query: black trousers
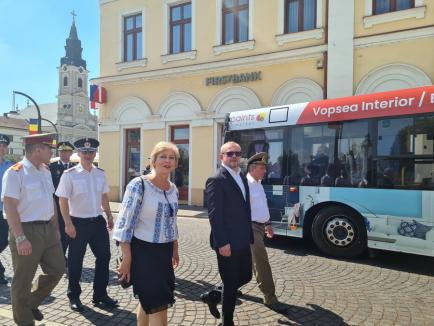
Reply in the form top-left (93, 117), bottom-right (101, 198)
top-left (67, 216), bottom-right (111, 301)
top-left (54, 197), bottom-right (68, 257)
top-left (0, 211), bottom-right (8, 275)
top-left (216, 248), bottom-right (252, 326)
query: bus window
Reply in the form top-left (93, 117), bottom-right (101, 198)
top-left (375, 115), bottom-right (434, 190)
top-left (290, 125), bottom-right (336, 186)
top-left (338, 120), bottom-right (372, 187)
top-left (225, 128), bottom-right (286, 184)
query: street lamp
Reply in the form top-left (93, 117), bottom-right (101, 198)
top-left (12, 91), bottom-right (42, 133)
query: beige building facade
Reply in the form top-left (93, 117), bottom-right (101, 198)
top-left (95, 0), bottom-right (434, 205)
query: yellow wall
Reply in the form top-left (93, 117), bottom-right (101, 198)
top-left (354, 37), bottom-right (434, 87)
top-left (100, 0), bottom-right (326, 77)
top-left (101, 58), bottom-right (324, 117)
top-left (190, 126), bottom-right (214, 205)
top-left (99, 132), bottom-right (120, 200)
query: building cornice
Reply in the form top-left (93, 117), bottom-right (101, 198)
top-left (355, 26), bottom-right (434, 48)
top-left (92, 45), bottom-right (327, 85)
top-left (100, 0), bottom-right (118, 5)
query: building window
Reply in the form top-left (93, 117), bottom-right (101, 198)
top-left (285, 0), bottom-right (316, 34)
top-left (124, 128), bottom-right (141, 185)
top-left (78, 78), bottom-right (82, 88)
top-left (63, 76), bottom-right (68, 86)
top-left (222, 0), bottom-right (249, 45)
top-left (373, 0), bottom-right (414, 15)
top-left (170, 2), bottom-right (192, 54)
top-left (123, 13), bottom-right (142, 62)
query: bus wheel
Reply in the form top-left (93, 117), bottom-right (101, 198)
top-left (312, 206), bottom-right (367, 258)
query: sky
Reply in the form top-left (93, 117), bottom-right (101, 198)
top-left (0, 0), bottom-right (100, 114)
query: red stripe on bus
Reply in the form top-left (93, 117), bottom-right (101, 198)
top-left (296, 86), bottom-right (434, 125)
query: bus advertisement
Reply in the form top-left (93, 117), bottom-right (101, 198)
top-left (224, 86), bottom-right (434, 258)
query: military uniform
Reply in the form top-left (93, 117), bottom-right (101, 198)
top-left (55, 138), bottom-right (117, 311)
top-left (0, 134), bottom-right (13, 284)
top-left (49, 141), bottom-right (75, 256)
top-left (1, 133), bottom-right (64, 325)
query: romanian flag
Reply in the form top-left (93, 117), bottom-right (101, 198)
top-left (90, 85), bottom-right (107, 104)
top-left (28, 119), bottom-right (38, 135)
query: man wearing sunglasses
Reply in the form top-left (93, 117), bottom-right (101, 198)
top-left (204, 141), bottom-right (253, 326)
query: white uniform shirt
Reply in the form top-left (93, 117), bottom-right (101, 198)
top-left (247, 173), bottom-right (270, 223)
top-left (1, 157), bottom-right (55, 222)
top-left (222, 163), bottom-right (246, 200)
top-left (55, 164), bottom-right (109, 218)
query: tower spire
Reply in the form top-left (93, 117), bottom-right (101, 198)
top-left (61, 10), bottom-right (86, 68)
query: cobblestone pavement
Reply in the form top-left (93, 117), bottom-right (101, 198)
top-left (1, 216), bottom-right (434, 325)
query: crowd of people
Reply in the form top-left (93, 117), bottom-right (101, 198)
top-left (0, 133), bottom-right (286, 326)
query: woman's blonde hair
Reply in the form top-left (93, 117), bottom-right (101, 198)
top-left (149, 141), bottom-right (180, 168)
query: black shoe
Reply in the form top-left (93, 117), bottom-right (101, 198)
top-left (69, 298), bottom-right (84, 312)
top-left (0, 274), bottom-right (7, 285)
top-left (31, 308), bottom-right (43, 321)
top-left (200, 290), bottom-right (220, 319)
top-left (92, 295), bottom-right (119, 308)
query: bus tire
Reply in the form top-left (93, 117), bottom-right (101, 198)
top-left (312, 206), bottom-right (367, 258)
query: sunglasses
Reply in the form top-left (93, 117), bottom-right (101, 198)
top-left (224, 151), bottom-right (242, 157)
top-left (163, 191), bottom-right (175, 217)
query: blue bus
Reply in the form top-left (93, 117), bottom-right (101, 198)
top-left (224, 86), bottom-right (434, 258)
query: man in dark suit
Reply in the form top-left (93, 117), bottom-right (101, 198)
top-left (49, 141), bottom-right (75, 258)
top-left (204, 141), bottom-right (253, 326)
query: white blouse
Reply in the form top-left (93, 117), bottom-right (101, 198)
top-left (113, 177), bottom-right (179, 243)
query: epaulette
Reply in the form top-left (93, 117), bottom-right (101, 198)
top-left (12, 162), bottom-right (23, 171)
top-left (97, 167), bottom-right (104, 171)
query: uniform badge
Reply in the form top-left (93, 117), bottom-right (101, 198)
top-left (57, 170), bottom-right (61, 175)
top-left (84, 142), bottom-right (91, 148)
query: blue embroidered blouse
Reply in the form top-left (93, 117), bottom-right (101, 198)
top-left (113, 177), bottom-right (179, 243)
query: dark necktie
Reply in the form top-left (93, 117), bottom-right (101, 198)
top-left (64, 164), bottom-right (68, 170)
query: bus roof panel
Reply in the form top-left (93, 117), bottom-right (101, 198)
top-left (227, 86), bottom-right (434, 130)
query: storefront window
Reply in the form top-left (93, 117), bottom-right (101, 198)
top-left (171, 125), bottom-right (190, 201)
top-left (125, 129), bottom-right (141, 185)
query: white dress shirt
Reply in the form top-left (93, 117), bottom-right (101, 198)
top-left (247, 173), bottom-right (270, 223)
top-left (55, 163), bottom-right (109, 218)
top-left (1, 157), bottom-right (55, 222)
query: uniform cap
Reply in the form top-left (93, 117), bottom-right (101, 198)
top-left (247, 152), bottom-right (268, 166)
top-left (23, 133), bottom-right (57, 148)
top-left (57, 141), bottom-right (74, 151)
top-left (74, 138), bottom-right (99, 152)
top-left (0, 134), bottom-right (10, 146)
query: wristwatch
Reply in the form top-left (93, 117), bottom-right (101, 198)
top-left (15, 235), bottom-right (27, 244)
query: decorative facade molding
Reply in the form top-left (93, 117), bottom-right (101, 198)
top-left (213, 40), bottom-right (255, 55)
top-left (111, 96), bottom-right (152, 124)
top-left (158, 92), bottom-right (202, 121)
top-left (208, 86), bottom-right (261, 117)
top-left (161, 50), bottom-right (197, 64)
top-left (272, 78), bottom-right (323, 106)
top-left (275, 28), bottom-right (324, 46)
top-left (92, 45), bottom-right (326, 84)
top-left (355, 64), bottom-right (432, 95)
top-left (355, 26), bottom-right (434, 48)
top-left (116, 59), bottom-right (148, 71)
top-left (363, 6), bottom-right (426, 28)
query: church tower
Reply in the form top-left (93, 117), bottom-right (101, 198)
top-left (57, 12), bottom-right (97, 141)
